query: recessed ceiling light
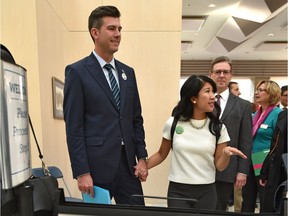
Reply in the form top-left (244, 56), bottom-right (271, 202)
top-left (208, 4), bottom-right (216, 8)
top-left (181, 41), bottom-right (193, 51)
top-left (268, 33), bottom-right (274, 37)
top-left (255, 41), bottom-right (288, 51)
top-left (194, 33), bottom-right (199, 36)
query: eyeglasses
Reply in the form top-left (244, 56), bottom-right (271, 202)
top-left (255, 88), bottom-right (267, 93)
top-left (212, 70), bottom-right (231, 76)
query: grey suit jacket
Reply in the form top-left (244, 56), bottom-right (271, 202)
top-left (216, 93), bottom-right (253, 183)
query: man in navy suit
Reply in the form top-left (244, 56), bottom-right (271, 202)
top-left (64, 5), bottom-right (148, 205)
top-left (209, 56), bottom-right (253, 211)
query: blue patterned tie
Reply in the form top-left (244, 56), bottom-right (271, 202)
top-left (104, 64), bottom-right (120, 110)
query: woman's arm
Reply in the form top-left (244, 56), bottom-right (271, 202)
top-left (147, 138), bottom-right (171, 169)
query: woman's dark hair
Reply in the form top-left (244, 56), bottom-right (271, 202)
top-left (172, 75), bottom-right (222, 143)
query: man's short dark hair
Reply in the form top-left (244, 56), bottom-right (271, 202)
top-left (88, 6), bottom-right (121, 31)
top-left (210, 56), bottom-right (233, 72)
top-left (228, 81), bottom-right (238, 91)
top-left (281, 85), bottom-right (288, 95)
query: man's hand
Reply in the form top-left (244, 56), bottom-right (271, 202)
top-left (259, 179), bottom-right (267, 187)
top-left (134, 159), bottom-right (148, 182)
top-left (77, 173), bottom-right (94, 197)
top-left (234, 172), bottom-right (247, 189)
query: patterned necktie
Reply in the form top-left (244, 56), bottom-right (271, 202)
top-left (104, 64), bottom-right (120, 110)
top-left (216, 94), bottom-right (221, 106)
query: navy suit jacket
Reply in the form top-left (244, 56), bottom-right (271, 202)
top-left (63, 53), bottom-right (147, 184)
top-left (216, 93), bottom-right (253, 183)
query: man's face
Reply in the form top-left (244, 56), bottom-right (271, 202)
top-left (209, 62), bottom-right (232, 93)
top-left (230, 83), bottom-right (241, 96)
top-left (93, 16), bottom-right (122, 55)
top-left (281, 90), bottom-right (288, 107)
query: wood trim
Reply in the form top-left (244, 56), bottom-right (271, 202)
top-left (181, 60), bottom-right (287, 77)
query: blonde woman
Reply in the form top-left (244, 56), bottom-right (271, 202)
top-left (242, 80), bottom-right (282, 213)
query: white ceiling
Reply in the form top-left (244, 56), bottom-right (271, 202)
top-left (181, 0), bottom-right (288, 60)
top-left (47, 0), bottom-right (287, 61)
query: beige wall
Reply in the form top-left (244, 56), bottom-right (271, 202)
top-left (1, 0), bottom-right (43, 168)
top-left (1, 0), bottom-right (182, 203)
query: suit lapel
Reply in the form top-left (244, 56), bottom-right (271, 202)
top-left (221, 93), bottom-right (237, 120)
top-left (84, 53), bottom-right (119, 110)
top-left (277, 111), bottom-right (287, 133)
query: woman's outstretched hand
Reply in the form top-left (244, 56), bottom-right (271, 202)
top-left (223, 146), bottom-right (247, 159)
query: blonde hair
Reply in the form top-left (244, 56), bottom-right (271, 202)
top-left (256, 80), bottom-right (281, 105)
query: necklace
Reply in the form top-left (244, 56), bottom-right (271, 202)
top-left (190, 118), bottom-right (208, 129)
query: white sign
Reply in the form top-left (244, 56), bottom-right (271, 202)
top-left (1, 61), bottom-right (31, 188)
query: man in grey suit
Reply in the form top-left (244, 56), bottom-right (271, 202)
top-left (209, 56), bottom-right (253, 211)
top-left (64, 6), bottom-right (148, 205)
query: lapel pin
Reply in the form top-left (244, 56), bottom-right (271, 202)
top-left (121, 70), bottom-right (127, 80)
top-left (176, 126), bottom-right (184, 134)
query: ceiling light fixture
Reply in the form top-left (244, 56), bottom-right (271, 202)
top-left (182, 16), bottom-right (207, 31)
top-left (181, 41), bottom-right (193, 51)
top-left (255, 41), bottom-right (288, 51)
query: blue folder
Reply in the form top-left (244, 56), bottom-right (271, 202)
top-left (82, 186), bottom-right (111, 204)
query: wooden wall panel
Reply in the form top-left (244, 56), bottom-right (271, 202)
top-left (181, 60), bottom-right (288, 77)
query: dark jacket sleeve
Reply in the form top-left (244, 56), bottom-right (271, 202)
top-left (259, 111), bottom-right (287, 186)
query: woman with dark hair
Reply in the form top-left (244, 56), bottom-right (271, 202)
top-left (146, 75), bottom-right (247, 210)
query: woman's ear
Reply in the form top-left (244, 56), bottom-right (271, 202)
top-left (191, 97), bottom-right (197, 104)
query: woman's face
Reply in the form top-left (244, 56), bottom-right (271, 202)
top-left (254, 83), bottom-right (269, 105)
top-left (192, 82), bottom-right (215, 116)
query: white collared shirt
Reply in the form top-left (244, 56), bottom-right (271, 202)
top-left (92, 50), bottom-right (120, 89)
top-left (217, 88), bottom-right (229, 118)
